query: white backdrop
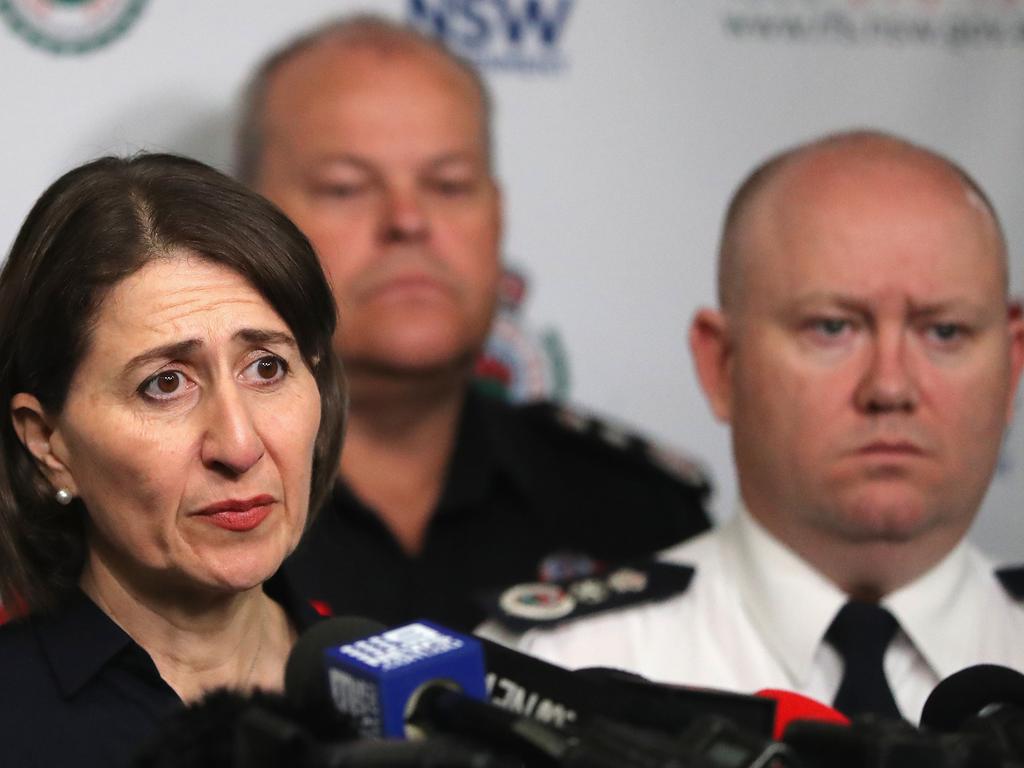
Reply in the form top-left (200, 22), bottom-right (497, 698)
top-left (2, 0), bottom-right (1022, 560)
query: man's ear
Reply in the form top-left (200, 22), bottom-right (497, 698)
top-left (1006, 300), bottom-right (1024, 424)
top-left (10, 393), bottom-right (76, 494)
top-left (689, 308), bottom-right (734, 424)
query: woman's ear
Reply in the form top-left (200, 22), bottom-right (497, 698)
top-left (11, 393), bottom-right (77, 494)
top-left (689, 308), bottom-right (734, 424)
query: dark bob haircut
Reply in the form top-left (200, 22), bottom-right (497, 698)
top-left (0, 153), bottom-right (346, 615)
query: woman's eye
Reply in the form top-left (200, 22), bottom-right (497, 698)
top-left (242, 355), bottom-right (288, 385)
top-left (140, 371), bottom-right (192, 401)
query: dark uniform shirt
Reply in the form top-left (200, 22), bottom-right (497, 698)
top-left (0, 573), bottom-right (318, 768)
top-left (283, 389), bottom-right (712, 631)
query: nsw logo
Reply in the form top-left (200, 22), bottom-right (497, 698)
top-left (407, 0), bottom-right (575, 73)
top-left (474, 265), bottom-right (570, 403)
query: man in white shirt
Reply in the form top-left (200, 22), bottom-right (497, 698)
top-left (515, 130), bottom-right (1024, 723)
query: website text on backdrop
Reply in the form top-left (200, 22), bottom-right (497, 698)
top-left (236, 13), bottom-right (712, 631)
top-left (512, 129), bottom-right (1024, 724)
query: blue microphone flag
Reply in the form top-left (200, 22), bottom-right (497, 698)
top-left (324, 620), bottom-right (488, 738)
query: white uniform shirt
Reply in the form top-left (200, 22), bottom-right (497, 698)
top-left (518, 509), bottom-right (1024, 723)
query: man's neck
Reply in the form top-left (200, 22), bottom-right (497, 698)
top-left (742, 503), bottom-right (966, 600)
top-left (341, 367), bottom-right (470, 555)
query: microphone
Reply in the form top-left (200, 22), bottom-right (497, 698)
top-left (920, 664), bottom-right (1024, 762)
top-left (132, 667), bottom-right (515, 767)
top-left (480, 638), bottom-right (776, 738)
top-left (920, 664), bottom-right (1024, 732)
top-left (129, 687), bottom-right (356, 768)
top-left (300, 617), bottom-right (798, 767)
top-left (286, 616), bottom-right (386, 717)
top-left (754, 689), bottom-right (850, 740)
top-left (312, 618), bottom-right (489, 739)
top-left (781, 667), bottom-right (1024, 768)
top-left (288, 617), bottom-right (624, 765)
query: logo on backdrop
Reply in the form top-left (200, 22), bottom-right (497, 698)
top-left (721, 0), bottom-right (1024, 50)
top-left (474, 265), bottom-right (570, 403)
top-left (407, 0), bottom-right (575, 73)
top-left (0, 0), bottom-right (147, 55)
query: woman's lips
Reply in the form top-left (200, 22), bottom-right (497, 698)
top-left (194, 495), bottom-right (275, 532)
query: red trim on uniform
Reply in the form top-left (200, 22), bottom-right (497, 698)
top-left (309, 599), bottom-right (333, 617)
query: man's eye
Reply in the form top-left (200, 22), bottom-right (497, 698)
top-left (812, 318), bottom-right (851, 336)
top-left (242, 355), bottom-right (288, 385)
top-left (429, 178), bottom-right (474, 196)
top-left (928, 323), bottom-right (965, 343)
top-left (140, 371), bottom-right (192, 401)
top-left (314, 181), bottom-right (367, 198)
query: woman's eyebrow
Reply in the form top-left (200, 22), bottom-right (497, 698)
top-left (235, 328), bottom-right (298, 349)
top-left (122, 339), bottom-right (202, 375)
top-left (120, 330), bottom-right (297, 378)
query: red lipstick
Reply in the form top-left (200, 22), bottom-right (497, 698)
top-left (195, 495), bottom-right (275, 532)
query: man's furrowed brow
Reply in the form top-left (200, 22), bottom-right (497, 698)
top-left (788, 292), bottom-right (869, 311)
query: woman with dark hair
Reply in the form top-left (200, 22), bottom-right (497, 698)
top-left (0, 154), bottom-right (346, 767)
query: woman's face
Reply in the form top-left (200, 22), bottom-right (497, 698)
top-left (47, 253), bottom-right (322, 596)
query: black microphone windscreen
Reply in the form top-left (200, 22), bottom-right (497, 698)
top-left (920, 664), bottom-right (1024, 732)
top-left (284, 616), bottom-right (385, 713)
top-left (132, 688), bottom-right (256, 768)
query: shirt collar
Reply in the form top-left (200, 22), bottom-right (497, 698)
top-left (34, 589), bottom-right (139, 699)
top-left (724, 505), bottom-right (848, 688)
top-left (883, 540), bottom-right (987, 682)
top-left (33, 569), bottom-right (321, 699)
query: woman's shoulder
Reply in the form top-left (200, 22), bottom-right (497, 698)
top-left (0, 616), bottom-right (45, 667)
top-left (0, 617), bottom-right (57, 697)
top-left (0, 613), bottom-right (162, 768)
top-left (0, 617), bottom-right (62, 761)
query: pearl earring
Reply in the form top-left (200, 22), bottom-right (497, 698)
top-left (55, 488), bottom-right (73, 506)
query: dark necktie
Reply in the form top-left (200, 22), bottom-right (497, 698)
top-left (825, 601), bottom-right (902, 719)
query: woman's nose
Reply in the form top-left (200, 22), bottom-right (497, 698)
top-left (200, 387), bottom-right (265, 475)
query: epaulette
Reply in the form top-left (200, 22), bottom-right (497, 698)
top-left (480, 559), bottom-right (695, 633)
top-left (996, 565), bottom-right (1024, 601)
top-left (532, 402), bottom-right (712, 494)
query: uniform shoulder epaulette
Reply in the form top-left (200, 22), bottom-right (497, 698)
top-left (522, 401), bottom-right (712, 494)
top-left (996, 565), bottom-right (1024, 601)
top-left (480, 559), bottom-right (696, 633)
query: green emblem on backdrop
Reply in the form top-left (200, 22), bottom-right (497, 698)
top-left (0, 0), bottom-right (148, 55)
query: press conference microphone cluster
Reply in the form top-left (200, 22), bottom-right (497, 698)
top-left (134, 613), bottom-right (1024, 768)
top-left (290, 616), bottom-right (799, 767)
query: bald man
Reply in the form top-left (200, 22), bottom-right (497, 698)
top-left (236, 16), bottom-right (711, 631)
top-left (513, 130), bottom-right (1024, 723)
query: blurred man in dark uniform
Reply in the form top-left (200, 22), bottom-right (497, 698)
top-left (235, 16), bottom-right (711, 630)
